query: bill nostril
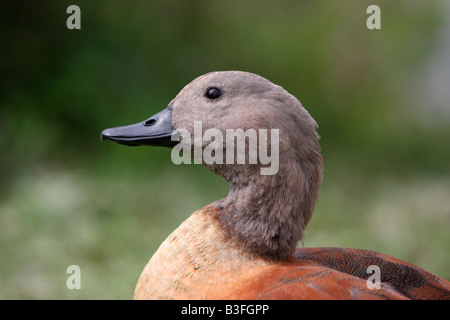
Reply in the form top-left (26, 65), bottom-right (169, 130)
top-left (144, 118), bottom-right (157, 126)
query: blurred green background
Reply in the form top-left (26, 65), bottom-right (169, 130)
top-left (1, 0), bottom-right (449, 299)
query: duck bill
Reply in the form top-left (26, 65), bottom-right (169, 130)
top-left (101, 105), bottom-right (177, 147)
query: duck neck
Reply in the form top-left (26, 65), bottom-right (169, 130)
top-left (212, 156), bottom-right (322, 261)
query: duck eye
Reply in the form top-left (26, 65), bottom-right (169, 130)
top-left (205, 87), bottom-right (221, 100)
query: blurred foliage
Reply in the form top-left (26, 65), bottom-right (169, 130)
top-left (0, 0), bottom-right (449, 299)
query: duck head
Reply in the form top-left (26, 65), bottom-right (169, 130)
top-left (102, 71), bottom-right (323, 260)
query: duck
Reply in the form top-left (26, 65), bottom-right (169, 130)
top-left (101, 71), bottom-right (450, 300)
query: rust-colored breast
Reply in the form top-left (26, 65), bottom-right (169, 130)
top-left (134, 207), bottom-right (450, 300)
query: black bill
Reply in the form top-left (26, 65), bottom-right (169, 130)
top-left (101, 104), bottom-right (177, 147)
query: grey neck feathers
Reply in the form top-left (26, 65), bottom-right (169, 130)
top-left (210, 149), bottom-right (323, 261)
